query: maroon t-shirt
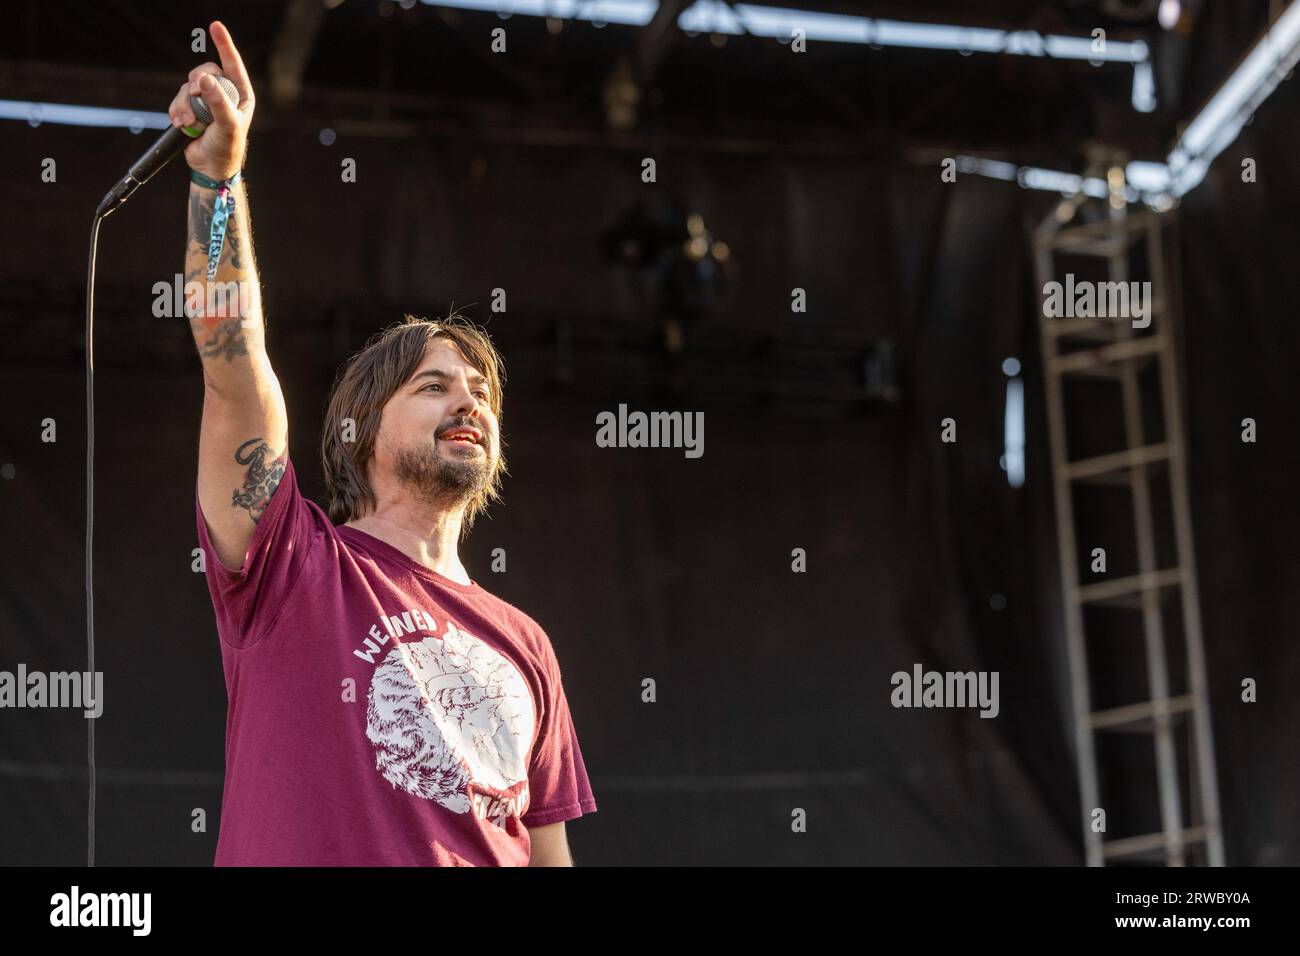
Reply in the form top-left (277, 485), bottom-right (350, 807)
top-left (195, 455), bottom-right (597, 866)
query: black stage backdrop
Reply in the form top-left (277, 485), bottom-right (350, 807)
top-left (0, 80), bottom-right (1296, 866)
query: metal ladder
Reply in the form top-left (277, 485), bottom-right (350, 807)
top-left (1032, 188), bottom-right (1224, 866)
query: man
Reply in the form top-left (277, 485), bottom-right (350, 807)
top-left (174, 21), bottom-right (596, 866)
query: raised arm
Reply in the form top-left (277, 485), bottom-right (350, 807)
top-left (174, 21), bottom-right (288, 572)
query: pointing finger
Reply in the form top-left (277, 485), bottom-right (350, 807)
top-left (209, 20), bottom-right (254, 108)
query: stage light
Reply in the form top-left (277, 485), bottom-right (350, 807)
top-left (1003, 377), bottom-right (1025, 488)
top-left (0, 99), bottom-right (169, 131)
top-left (1167, 0), bottom-right (1300, 195)
top-left (957, 156), bottom-right (1018, 180)
top-left (954, 157), bottom-right (1122, 201)
top-left (1131, 59), bottom-right (1157, 112)
top-left (1158, 0), bottom-right (1181, 31)
top-left (1124, 161), bottom-right (1171, 193)
top-left (418, 0), bottom-right (1150, 65)
top-left (679, 4), bottom-right (1149, 63)
top-left (419, 0), bottom-right (657, 26)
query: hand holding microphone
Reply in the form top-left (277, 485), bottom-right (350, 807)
top-left (168, 20), bottom-right (256, 184)
top-left (98, 21), bottom-right (255, 216)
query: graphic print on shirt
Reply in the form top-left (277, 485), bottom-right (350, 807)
top-left (365, 621), bottom-right (535, 827)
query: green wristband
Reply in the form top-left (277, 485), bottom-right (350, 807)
top-left (190, 169), bottom-right (242, 190)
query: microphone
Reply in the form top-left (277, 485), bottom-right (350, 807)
top-left (96, 74), bottom-right (241, 219)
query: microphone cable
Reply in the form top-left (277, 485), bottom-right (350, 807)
top-left (85, 209), bottom-right (103, 866)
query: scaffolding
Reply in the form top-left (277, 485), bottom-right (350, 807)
top-left (1033, 190), bottom-right (1224, 866)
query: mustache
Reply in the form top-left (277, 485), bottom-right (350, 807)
top-left (437, 418), bottom-right (485, 439)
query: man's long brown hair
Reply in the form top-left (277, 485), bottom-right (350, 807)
top-left (321, 311), bottom-right (508, 538)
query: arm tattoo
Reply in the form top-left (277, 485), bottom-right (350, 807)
top-left (189, 189), bottom-right (214, 247)
top-left (225, 208), bottom-right (245, 270)
top-left (231, 438), bottom-right (287, 524)
top-left (194, 315), bottom-right (249, 362)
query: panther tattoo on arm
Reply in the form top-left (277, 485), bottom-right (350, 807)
top-left (231, 438), bottom-right (287, 524)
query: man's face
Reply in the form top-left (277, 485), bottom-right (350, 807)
top-left (371, 339), bottom-right (500, 511)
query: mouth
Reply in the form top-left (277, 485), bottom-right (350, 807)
top-left (439, 428), bottom-right (484, 447)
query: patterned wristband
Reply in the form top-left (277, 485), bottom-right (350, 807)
top-left (191, 169), bottom-right (242, 190)
top-left (196, 171), bottom-right (243, 281)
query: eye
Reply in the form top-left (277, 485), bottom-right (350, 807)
top-left (421, 383), bottom-right (442, 392)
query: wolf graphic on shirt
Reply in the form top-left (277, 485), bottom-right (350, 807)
top-left (365, 623), bottom-right (535, 822)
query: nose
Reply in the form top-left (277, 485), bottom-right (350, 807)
top-left (449, 382), bottom-right (482, 419)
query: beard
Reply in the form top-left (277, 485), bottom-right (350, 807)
top-left (390, 436), bottom-right (494, 511)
